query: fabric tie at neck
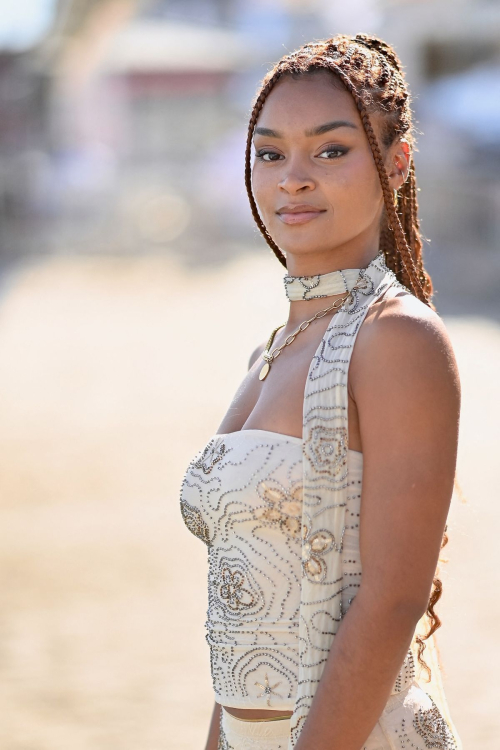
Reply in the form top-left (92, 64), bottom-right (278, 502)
top-left (283, 265), bottom-right (367, 301)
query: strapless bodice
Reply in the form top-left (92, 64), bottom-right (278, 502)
top-left (179, 428), bottom-right (363, 710)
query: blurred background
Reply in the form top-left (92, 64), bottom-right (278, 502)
top-left (0, 0), bottom-right (498, 747)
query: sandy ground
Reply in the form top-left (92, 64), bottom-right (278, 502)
top-left (0, 249), bottom-right (497, 749)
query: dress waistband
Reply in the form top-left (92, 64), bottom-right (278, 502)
top-left (221, 707), bottom-right (291, 741)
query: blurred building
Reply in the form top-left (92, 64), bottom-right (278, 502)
top-left (381, 0), bottom-right (500, 311)
top-left (0, 0), bottom-right (498, 309)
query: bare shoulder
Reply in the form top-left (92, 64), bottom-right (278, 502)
top-left (352, 290), bottom-right (461, 400)
top-left (363, 289), bottom-right (452, 346)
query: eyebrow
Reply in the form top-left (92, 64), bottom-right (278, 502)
top-left (253, 120), bottom-right (358, 139)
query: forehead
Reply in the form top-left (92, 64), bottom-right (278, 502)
top-left (254, 71), bottom-right (361, 134)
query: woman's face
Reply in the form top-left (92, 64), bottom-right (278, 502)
top-left (251, 70), bottom-right (407, 271)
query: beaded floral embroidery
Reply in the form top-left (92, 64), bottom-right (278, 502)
top-left (254, 478), bottom-right (303, 537)
top-left (181, 434), bottom-right (306, 707)
top-left (180, 251), bottom-right (461, 750)
top-left (303, 424), bottom-right (349, 480)
top-left (301, 526), bottom-right (342, 583)
top-left (219, 567), bottom-right (255, 611)
top-left (289, 252), bottom-right (430, 749)
top-left (255, 673), bottom-right (283, 707)
top-left (192, 435), bottom-right (229, 474)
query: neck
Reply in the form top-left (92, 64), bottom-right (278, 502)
top-left (283, 245), bottom-right (380, 278)
top-left (284, 247), bottom-right (381, 328)
top-left (286, 292), bottom-right (350, 328)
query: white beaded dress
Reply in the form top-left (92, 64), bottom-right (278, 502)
top-left (179, 252), bottom-right (463, 750)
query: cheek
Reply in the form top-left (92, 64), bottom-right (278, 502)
top-left (251, 167), bottom-right (274, 216)
top-left (323, 155), bottom-right (381, 211)
top-left (349, 151), bottom-right (382, 198)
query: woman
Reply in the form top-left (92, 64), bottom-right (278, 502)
top-left (180, 33), bottom-right (462, 750)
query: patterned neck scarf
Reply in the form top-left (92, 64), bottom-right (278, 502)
top-left (289, 252), bottom-right (403, 747)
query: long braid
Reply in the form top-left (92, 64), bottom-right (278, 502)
top-left (354, 34), bottom-right (433, 300)
top-left (244, 33), bottom-right (446, 680)
top-left (244, 68), bottom-right (288, 268)
top-left (320, 62), bottom-right (427, 301)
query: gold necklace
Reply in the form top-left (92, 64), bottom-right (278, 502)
top-left (258, 290), bottom-right (353, 381)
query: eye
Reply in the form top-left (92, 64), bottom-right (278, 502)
top-left (318, 146), bottom-right (349, 159)
top-left (254, 146), bottom-right (348, 162)
top-left (254, 150), bottom-right (282, 162)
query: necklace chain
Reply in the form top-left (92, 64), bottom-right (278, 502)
top-left (258, 289), bottom-right (354, 381)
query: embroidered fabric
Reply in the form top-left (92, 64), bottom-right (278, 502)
top-left (283, 265), bottom-right (361, 301)
top-left (180, 430), bottom-right (368, 710)
top-left (218, 680), bottom-right (460, 750)
top-left (179, 252), bottom-right (463, 750)
top-left (288, 253), bottom-right (460, 750)
top-left (218, 707), bottom-right (291, 750)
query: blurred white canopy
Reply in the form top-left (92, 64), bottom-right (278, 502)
top-left (423, 59), bottom-right (500, 144)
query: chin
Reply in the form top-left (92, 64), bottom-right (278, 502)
top-left (279, 238), bottom-right (333, 258)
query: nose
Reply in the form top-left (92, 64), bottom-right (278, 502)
top-left (278, 157), bottom-right (315, 193)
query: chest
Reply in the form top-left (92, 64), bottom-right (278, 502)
top-left (217, 314), bottom-right (363, 450)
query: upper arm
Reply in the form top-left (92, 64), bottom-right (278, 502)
top-left (248, 340), bottom-right (267, 371)
top-left (351, 297), bottom-right (461, 615)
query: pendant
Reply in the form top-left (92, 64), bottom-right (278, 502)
top-left (259, 362), bottom-right (270, 380)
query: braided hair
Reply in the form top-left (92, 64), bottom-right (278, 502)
top-left (245, 32), bottom-right (433, 305)
top-left (244, 33), bottom-right (446, 681)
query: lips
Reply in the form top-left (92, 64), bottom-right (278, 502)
top-left (276, 204), bottom-right (324, 214)
top-left (276, 205), bottom-right (326, 225)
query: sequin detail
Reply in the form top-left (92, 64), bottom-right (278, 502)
top-left (180, 499), bottom-right (211, 546)
top-left (393, 649), bottom-right (416, 694)
top-left (179, 429), bottom-right (416, 715)
top-left (180, 431), bottom-right (307, 709)
top-left (385, 688), bottom-right (459, 750)
top-left (303, 424), bottom-right (348, 479)
top-left (192, 435), bottom-right (229, 474)
top-left (218, 721), bottom-right (231, 750)
top-left (287, 252), bottom-right (459, 750)
top-left (411, 695), bottom-right (459, 749)
top-left (255, 478), bottom-right (302, 538)
top-left (220, 567), bottom-right (256, 611)
top-left (301, 527), bottom-right (338, 583)
top-left (180, 251), bottom-right (462, 750)
top-left (255, 673), bottom-right (283, 707)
